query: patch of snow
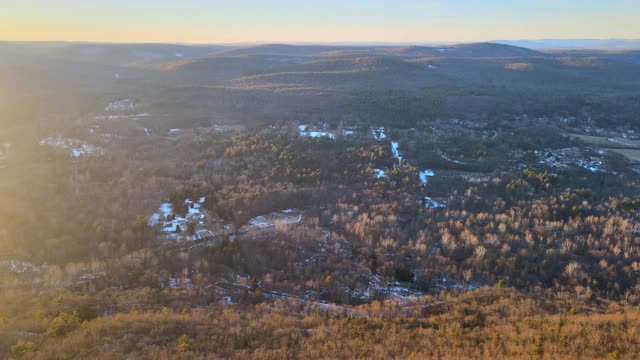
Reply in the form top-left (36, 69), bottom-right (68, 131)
top-left (298, 124), bottom-right (335, 139)
top-left (249, 216), bottom-right (268, 227)
top-left (343, 129), bottom-right (355, 136)
top-left (288, 214), bottom-right (303, 224)
top-left (245, 209), bottom-right (304, 231)
top-left (433, 277), bottom-right (480, 291)
top-left (441, 153), bottom-right (466, 165)
top-left (149, 213), bottom-right (161, 226)
top-left (105, 99), bottom-right (135, 113)
top-left (0, 260), bottom-right (47, 274)
top-left (306, 131), bottom-right (335, 139)
top-left (577, 160), bottom-right (602, 173)
top-left (419, 169), bottom-right (435, 186)
top-left (374, 169), bottom-right (386, 179)
top-left (79, 272), bottom-right (107, 281)
top-left (424, 196), bottom-right (446, 209)
top-left (535, 148), bottom-right (606, 173)
top-left (149, 197), bottom-right (209, 241)
top-left (377, 283), bottom-right (424, 299)
top-left (71, 144), bottom-right (102, 158)
top-left (39, 137), bottom-right (104, 158)
top-left (102, 113), bottom-right (150, 120)
top-left (371, 127), bottom-right (387, 141)
top-left (168, 277), bottom-right (193, 289)
top-left (391, 142), bottom-right (403, 167)
top-left (462, 175), bottom-right (490, 183)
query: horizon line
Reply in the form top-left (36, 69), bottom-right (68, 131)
top-left (2, 38), bottom-right (640, 47)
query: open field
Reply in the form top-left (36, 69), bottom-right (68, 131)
top-left (604, 148), bottom-right (640, 161)
top-left (570, 133), bottom-right (640, 149)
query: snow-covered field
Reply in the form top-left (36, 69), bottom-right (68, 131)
top-left (105, 99), bottom-right (136, 112)
top-left (298, 125), bottom-right (335, 139)
top-left (535, 147), bottom-right (606, 173)
top-left (244, 209), bottom-right (304, 231)
top-left (39, 137), bottom-right (104, 158)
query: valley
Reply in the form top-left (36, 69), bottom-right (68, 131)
top-left (2, 40), bottom-right (640, 359)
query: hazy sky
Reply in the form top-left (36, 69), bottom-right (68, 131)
top-left (1, 0), bottom-right (639, 43)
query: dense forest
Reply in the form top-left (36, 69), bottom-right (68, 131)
top-left (2, 286), bottom-right (640, 359)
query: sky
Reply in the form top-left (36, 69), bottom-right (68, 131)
top-left (1, 0), bottom-right (639, 43)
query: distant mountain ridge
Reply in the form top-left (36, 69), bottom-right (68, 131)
top-left (495, 39), bottom-right (640, 50)
top-left (428, 42), bottom-right (541, 57)
top-left (205, 42), bottom-right (541, 58)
